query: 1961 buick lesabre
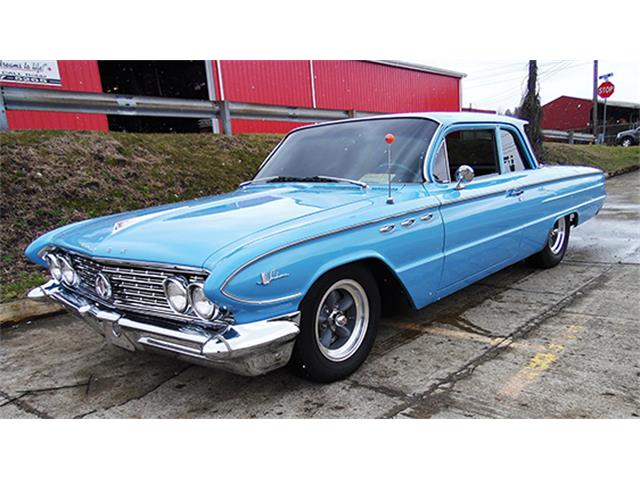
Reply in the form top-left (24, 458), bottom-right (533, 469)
top-left (25, 113), bottom-right (606, 382)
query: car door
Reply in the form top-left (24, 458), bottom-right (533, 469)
top-left (424, 124), bottom-right (525, 294)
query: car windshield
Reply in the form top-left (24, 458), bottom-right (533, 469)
top-left (254, 118), bottom-right (439, 184)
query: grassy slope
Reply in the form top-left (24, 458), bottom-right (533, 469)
top-left (1, 131), bottom-right (638, 302)
top-left (543, 143), bottom-right (640, 174)
top-left (1, 131), bottom-right (280, 302)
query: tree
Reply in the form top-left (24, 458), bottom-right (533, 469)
top-left (518, 60), bottom-right (544, 156)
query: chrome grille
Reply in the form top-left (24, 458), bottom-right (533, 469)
top-left (63, 251), bottom-right (208, 323)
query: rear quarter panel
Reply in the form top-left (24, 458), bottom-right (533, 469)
top-left (517, 165), bottom-right (606, 256)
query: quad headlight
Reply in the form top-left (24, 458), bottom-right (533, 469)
top-left (59, 256), bottom-right (80, 287)
top-left (163, 277), bottom-right (221, 321)
top-left (44, 253), bottom-right (63, 282)
top-left (188, 283), bottom-right (219, 320)
top-left (163, 277), bottom-right (190, 313)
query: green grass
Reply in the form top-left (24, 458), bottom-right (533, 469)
top-left (1, 131), bottom-right (638, 303)
top-left (544, 143), bottom-right (640, 174)
top-left (1, 130), bottom-right (281, 302)
top-left (0, 272), bottom-right (48, 303)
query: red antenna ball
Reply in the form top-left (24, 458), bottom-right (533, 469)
top-left (385, 133), bottom-right (395, 144)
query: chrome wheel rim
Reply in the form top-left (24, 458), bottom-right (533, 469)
top-left (315, 279), bottom-right (369, 362)
top-left (622, 139), bottom-right (631, 147)
top-left (548, 217), bottom-right (567, 255)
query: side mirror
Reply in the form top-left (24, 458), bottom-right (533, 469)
top-left (454, 165), bottom-right (475, 190)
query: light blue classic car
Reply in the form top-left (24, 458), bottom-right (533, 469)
top-left (26, 113), bottom-right (606, 382)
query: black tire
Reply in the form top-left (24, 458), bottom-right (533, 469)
top-left (620, 137), bottom-right (634, 148)
top-left (526, 216), bottom-right (570, 269)
top-left (289, 265), bottom-right (380, 383)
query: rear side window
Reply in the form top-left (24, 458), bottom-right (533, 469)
top-left (445, 129), bottom-right (500, 178)
top-left (500, 129), bottom-right (529, 172)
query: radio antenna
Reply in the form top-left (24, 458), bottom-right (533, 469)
top-left (384, 133), bottom-right (395, 204)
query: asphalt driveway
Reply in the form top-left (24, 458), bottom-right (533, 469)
top-left (1, 170), bottom-right (638, 418)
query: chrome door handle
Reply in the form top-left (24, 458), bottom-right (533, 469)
top-left (379, 224), bottom-right (395, 234)
top-left (508, 189), bottom-right (524, 197)
top-left (401, 218), bottom-right (416, 228)
top-left (420, 213), bottom-right (434, 222)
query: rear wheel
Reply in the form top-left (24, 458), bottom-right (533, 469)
top-left (527, 216), bottom-right (570, 268)
top-left (621, 137), bottom-right (633, 147)
top-left (289, 265), bottom-right (380, 382)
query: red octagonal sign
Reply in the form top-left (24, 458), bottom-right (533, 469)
top-left (598, 81), bottom-right (615, 98)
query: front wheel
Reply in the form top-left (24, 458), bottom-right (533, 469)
top-left (621, 137), bottom-right (633, 147)
top-left (527, 216), bottom-right (570, 268)
top-left (289, 265), bottom-right (380, 382)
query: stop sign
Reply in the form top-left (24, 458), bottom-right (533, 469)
top-left (598, 81), bottom-right (615, 98)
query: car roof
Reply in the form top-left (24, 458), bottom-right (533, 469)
top-left (291, 111), bottom-right (528, 133)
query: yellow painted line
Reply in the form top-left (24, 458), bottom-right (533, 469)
top-left (393, 321), bottom-right (534, 351)
top-left (498, 324), bottom-right (585, 400)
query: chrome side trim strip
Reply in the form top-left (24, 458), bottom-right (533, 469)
top-left (437, 172), bottom-right (604, 208)
top-left (220, 201), bottom-right (440, 303)
top-left (220, 290), bottom-right (303, 306)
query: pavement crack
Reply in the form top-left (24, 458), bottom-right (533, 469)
top-left (0, 389), bottom-right (52, 419)
top-left (79, 364), bottom-right (193, 418)
top-left (380, 265), bottom-right (615, 419)
top-left (347, 379), bottom-right (410, 401)
top-left (17, 381), bottom-right (90, 395)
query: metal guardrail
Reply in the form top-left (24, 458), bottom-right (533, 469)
top-left (0, 86), bottom-right (379, 135)
top-left (0, 86), bottom-right (599, 144)
top-left (542, 129), bottom-right (595, 144)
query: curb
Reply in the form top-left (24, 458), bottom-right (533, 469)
top-left (0, 299), bottom-right (64, 326)
top-left (605, 164), bottom-right (639, 179)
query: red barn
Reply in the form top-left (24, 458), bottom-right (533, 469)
top-left (542, 95), bottom-right (640, 132)
top-left (1, 60), bottom-right (465, 133)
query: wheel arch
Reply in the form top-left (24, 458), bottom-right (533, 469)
top-left (304, 254), bottom-right (416, 316)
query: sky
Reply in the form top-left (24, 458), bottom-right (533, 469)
top-left (423, 60), bottom-right (639, 113)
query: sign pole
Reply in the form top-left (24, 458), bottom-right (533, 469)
top-left (602, 98), bottom-right (607, 143)
top-left (592, 60), bottom-right (598, 138)
top-left (597, 72), bottom-right (615, 145)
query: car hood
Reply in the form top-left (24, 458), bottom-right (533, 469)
top-left (42, 184), bottom-right (387, 268)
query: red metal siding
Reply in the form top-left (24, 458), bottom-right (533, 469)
top-left (542, 96), bottom-right (592, 131)
top-left (219, 60), bottom-right (312, 133)
top-left (2, 60), bottom-right (108, 131)
top-left (313, 61), bottom-right (460, 113)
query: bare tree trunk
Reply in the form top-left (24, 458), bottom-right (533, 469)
top-left (519, 60), bottom-right (544, 157)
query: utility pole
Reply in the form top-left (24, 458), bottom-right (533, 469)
top-left (592, 60), bottom-right (598, 139)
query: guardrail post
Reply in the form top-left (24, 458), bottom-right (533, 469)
top-left (0, 87), bottom-right (9, 131)
top-left (219, 100), bottom-right (232, 136)
top-left (568, 131), bottom-right (574, 144)
top-left (348, 109), bottom-right (357, 118)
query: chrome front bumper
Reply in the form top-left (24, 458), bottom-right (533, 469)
top-left (28, 281), bottom-right (300, 376)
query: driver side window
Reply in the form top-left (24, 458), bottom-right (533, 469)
top-left (432, 128), bottom-right (500, 183)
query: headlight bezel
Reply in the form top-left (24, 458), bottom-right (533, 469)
top-left (44, 253), bottom-right (63, 282)
top-left (59, 256), bottom-right (80, 287)
top-left (162, 276), bottom-right (190, 314)
top-left (188, 282), bottom-right (220, 321)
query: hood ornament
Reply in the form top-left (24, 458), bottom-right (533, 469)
top-left (257, 270), bottom-right (289, 286)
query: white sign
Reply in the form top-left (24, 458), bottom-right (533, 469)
top-left (0, 60), bottom-right (61, 86)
